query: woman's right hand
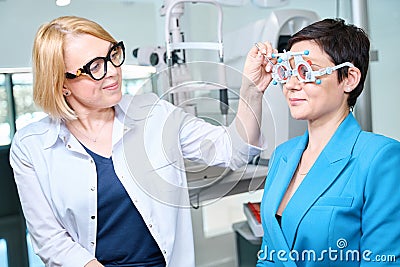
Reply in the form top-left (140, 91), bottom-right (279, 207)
top-left (85, 259), bottom-right (104, 267)
top-left (241, 41), bottom-right (277, 93)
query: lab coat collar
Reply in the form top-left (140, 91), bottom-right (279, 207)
top-left (265, 113), bottom-right (362, 252)
top-left (42, 94), bottom-right (161, 149)
top-left (118, 93), bottom-right (161, 121)
top-left (43, 117), bottom-right (62, 149)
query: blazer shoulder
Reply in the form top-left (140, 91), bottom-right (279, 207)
top-left (355, 131), bottom-right (400, 158)
top-left (353, 131), bottom-right (400, 161)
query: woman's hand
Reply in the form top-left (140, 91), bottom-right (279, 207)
top-left (242, 41), bottom-right (276, 94)
top-left (85, 259), bottom-right (104, 267)
top-left (234, 41), bottom-right (277, 146)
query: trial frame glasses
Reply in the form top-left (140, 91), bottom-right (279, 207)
top-left (271, 50), bottom-right (354, 85)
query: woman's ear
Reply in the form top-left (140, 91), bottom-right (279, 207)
top-left (62, 90), bottom-right (71, 96)
top-left (62, 85), bottom-right (71, 96)
top-left (343, 66), bottom-right (361, 93)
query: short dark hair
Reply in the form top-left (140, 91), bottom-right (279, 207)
top-left (287, 18), bottom-right (370, 108)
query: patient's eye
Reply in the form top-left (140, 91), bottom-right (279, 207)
top-left (297, 64), bottom-right (309, 79)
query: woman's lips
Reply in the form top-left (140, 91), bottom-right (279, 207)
top-left (289, 98), bottom-right (307, 106)
top-left (103, 82), bottom-right (119, 90)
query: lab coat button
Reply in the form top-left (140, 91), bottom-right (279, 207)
top-left (163, 250), bottom-right (167, 254)
top-left (91, 241), bottom-right (95, 246)
top-left (91, 215), bottom-right (96, 219)
top-left (90, 187), bottom-right (95, 191)
top-left (149, 224), bottom-right (152, 228)
top-left (67, 144), bottom-right (71, 148)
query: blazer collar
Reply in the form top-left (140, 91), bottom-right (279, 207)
top-left (265, 113), bottom-right (362, 251)
top-left (321, 113), bottom-right (362, 164)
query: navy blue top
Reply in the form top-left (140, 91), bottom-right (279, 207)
top-left (275, 214), bottom-right (282, 227)
top-left (83, 146), bottom-right (166, 267)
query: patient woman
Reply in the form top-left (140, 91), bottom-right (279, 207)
top-left (256, 18), bottom-right (400, 266)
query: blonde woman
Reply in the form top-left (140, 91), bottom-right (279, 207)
top-left (10, 16), bottom-right (272, 267)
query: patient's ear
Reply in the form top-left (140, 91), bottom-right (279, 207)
top-left (343, 66), bottom-right (361, 93)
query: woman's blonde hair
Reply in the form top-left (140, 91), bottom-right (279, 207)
top-left (32, 16), bottom-right (117, 120)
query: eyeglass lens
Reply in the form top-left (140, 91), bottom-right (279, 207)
top-left (277, 66), bottom-right (289, 80)
top-left (297, 64), bottom-right (309, 80)
top-left (89, 42), bottom-right (125, 80)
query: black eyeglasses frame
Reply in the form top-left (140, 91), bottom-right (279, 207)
top-left (65, 41), bottom-right (125, 81)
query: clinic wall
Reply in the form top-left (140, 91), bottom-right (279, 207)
top-left (0, 0), bottom-right (158, 68)
top-left (367, 0), bottom-right (400, 141)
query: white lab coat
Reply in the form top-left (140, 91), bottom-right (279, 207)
top-left (10, 93), bottom-right (264, 267)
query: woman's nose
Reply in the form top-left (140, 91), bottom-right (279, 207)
top-left (106, 61), bottom-right (118, 77)
top-left (284, 74), bottom-right (302, 91)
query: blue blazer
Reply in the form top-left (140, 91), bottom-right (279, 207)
top-left (257, 113), bottom-right (400, 266)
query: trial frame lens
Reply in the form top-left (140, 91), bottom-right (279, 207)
top-left (277, 65), bottom-right (289, 80)
top-left (65, 41), bottom-right (125, 81)
top-left (297, 64), bottom-right (310, 80)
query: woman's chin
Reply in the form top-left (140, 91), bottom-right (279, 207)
top-left (289, 111), bottom-right (307, 121)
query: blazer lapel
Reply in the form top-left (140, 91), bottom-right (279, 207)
top-left (281, 113), bottom-right (362, 249)
top-left (267, 132), bottom-right (309, 216)
top-left (262, 132), bottom-right (309, 266)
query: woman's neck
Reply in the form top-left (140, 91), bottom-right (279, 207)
top-left (66, 107), bottom-right (115, 157)
top-left (73, 107), bottom-right (114, 131)
top-left (306, 109), bottom-right (349, 154)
